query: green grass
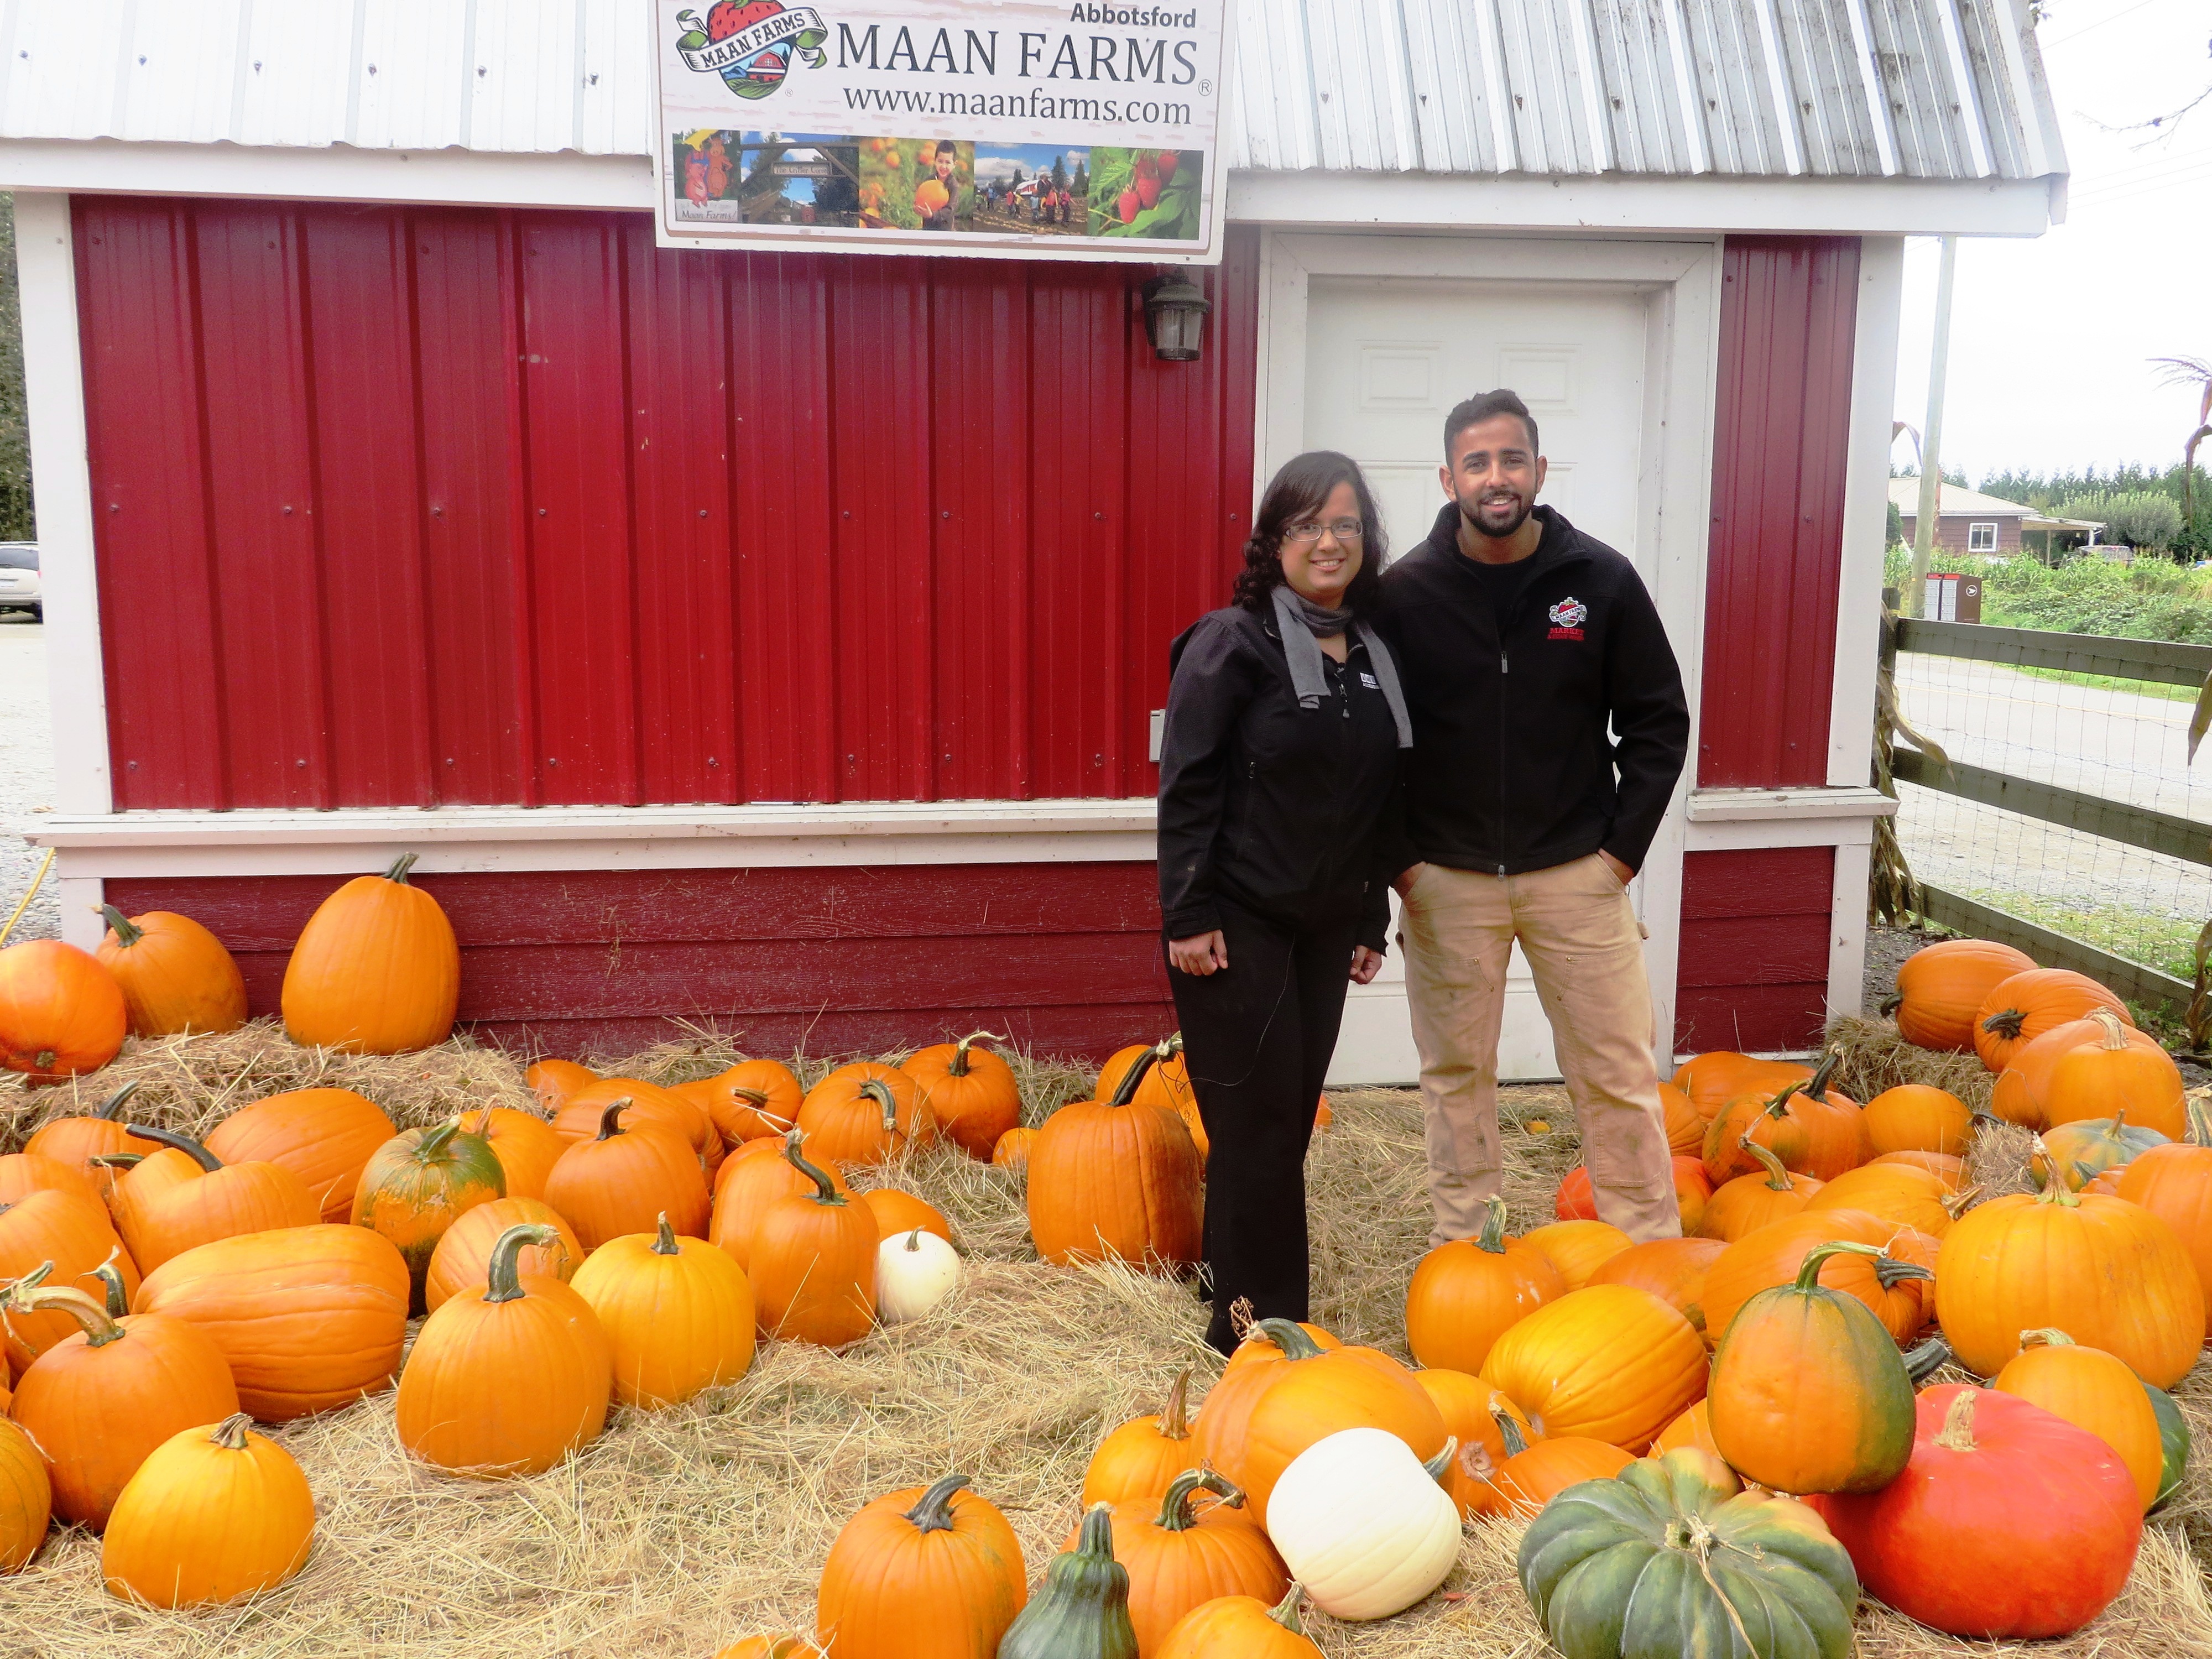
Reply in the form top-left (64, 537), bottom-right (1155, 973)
top-left (2003, 664), bottom-right (2202, 702)
top-left (1952, 883), bottom-right (2200, 984)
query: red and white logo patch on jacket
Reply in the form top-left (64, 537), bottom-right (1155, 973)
top-left (1547, 597), bottom-right (1587, 640)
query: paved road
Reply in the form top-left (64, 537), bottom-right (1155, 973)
top-left (1891, 651), bottom-right (2211, 951)
top-left (0, 618), bottom-right (58, 944)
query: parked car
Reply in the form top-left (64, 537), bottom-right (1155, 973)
top-left (0, 544), bottom-right (37, 619)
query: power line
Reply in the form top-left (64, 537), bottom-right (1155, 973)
top-left (2044, 0), bottom-right (2167, 49)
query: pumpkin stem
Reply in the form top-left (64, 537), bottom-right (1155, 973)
top-left (96, 1080), bottom-right (143, 1122)
top-left (0, 1278), bottom-right (126, 1348)
top-left (2019, 1327), bottom-right (2075, 1349)
top-left (782, 1134), bottom-right (847, 1207)
top-left (1155, 1467), bottom-right (1243, 1533)
top-left (1933, 1387), bottom-right (1981, 1452)
top-left (1266, 1585), bottom-right (1307, 1634)
top-left (2034, 1173), bottom-right (2083, 1209)
top-left (948, 1031), bottom-right (1007, 1078)
top-left (88, 1152), bottom-right (144, 1171)
top-left (1490, 1404), bottom-right (1530, 1458)
top-left (1872, 1253), bottom-right (1934, 1289)
top-left (1107, 1046), bottom-right (1161, 1108)
top-left (1877, 992), bottom-right (1903, 1018)
top-left (209, 1412), bottom-right (254, 1451)
top-left (383, 851), bottom-right (421, 884)
top-left (1474, 1193), bottom-right (1511, 1254)
top-left (1904, 1335), bottom-right (1953, 1383)
top-left (1941, 1183), bottom-right (1984, 1219)
top-left (1760, 1082), bottom-right (1803, 1124)
top-left (858, 1078), bottom-right (900, 1137)
top-left (483, 1222), bottom-right (560, 1303)
top-left (1741, 1136), bottom-right (1794, 1192)
top-left (2090, 1008), bottom-right (2129, 1051)
top-left (594, 1099), bottom-right (632, 1141)
top-left (126, 1124), bottom-right (223, 1173)
top-left (1072, 1500), bottom-right (1119, 1561)
top-left (2187, 1092), bottom-right (2212, 1149)
top-left (1159, 1369), bottom-right (1192, 1441)
top-left (903, 1473), bottom-right (973, 1533)
top-left (93, 1249), bottom-right (130, 1319)
top-left (1982, 1007), bottom-right (2027, 1040)
top-left (1245, 1316), bottom-right (1325, 1361)
top-left (1421, 1436), bottom-right (1459, 1485)
top-left (651, 1213), bottom-right (680, 1256)
top-left (902, 1228), bottom-right (926, 1251)
top-left (416, 1118), bottom-right (465, 1159)
top-left (97, 904), bottom-right (144, 948)
top-left (729, 1086), bottom-right (771, 1109)
top-left (1804, 1048), bottom-right (1843, 1101)
top-left (1791, 1239), bottom-right (1887, 1291)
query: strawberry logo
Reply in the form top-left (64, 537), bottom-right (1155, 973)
top-left (675, 2), bottom-right (826, 102)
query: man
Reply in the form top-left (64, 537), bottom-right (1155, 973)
top-left (1378, 388), bottom-right (1690, 1245)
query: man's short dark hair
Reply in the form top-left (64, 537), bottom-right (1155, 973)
top-left (1443, 390), bottom-right (1538, 460)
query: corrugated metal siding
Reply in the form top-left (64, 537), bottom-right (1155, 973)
top-left (1698, 234), bottom-right (1859, 790)
top-left (2, 0), bottom-right (2062, 181)
top-left (105, 863), bottom-right (1177, 1062)
top-left (1675, 846), bottom-right (1834, 1052)
top-left (79, 197), bottom-right (1258, 810)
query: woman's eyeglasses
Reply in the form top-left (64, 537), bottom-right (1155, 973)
top-left (1284, 520), bottom-right (1365, 543)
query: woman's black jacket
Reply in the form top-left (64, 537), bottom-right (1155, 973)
top-left (1156, 604), bottom-right (1401, 953)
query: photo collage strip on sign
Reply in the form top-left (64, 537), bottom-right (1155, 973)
top-left (652, 3), bottom-right (1233, 262)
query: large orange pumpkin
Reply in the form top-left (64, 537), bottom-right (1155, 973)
top-left (0, 1190), bottom-right (140, 1372)
top-left (1479, 1284), bottom-right (1707, 1452)
top-left (905, 1032), bottom-right (1023, 1160)
top-left (1888, 937), bottom-right (2035, 1050)
top-left (1588, 1236), bottom-right (1727, 1338)
top-left (1154, 1588), bottom-right (1319, 1659)
top-left (133, 1223), bottom-right (410, 1420)
top-left (0, 940), bottom-right (127, 1082)
top-left (1026, 1047), bottom-right (1202, 1270)
top-left (1404, 1194), bottom-right (1564, 1374)
top-left (815, 1474), bottom-right (1029, 1659)
top-left (525, 1058), bottom-right (597, 1114)
top-left (0, 1418), bottom-right (48, 1573)
top-left (1993, 1329), bottom-right (2164, 1512)
top-left (1520, 1219), bottom-right (1635, 1291)
top-left (351, 1118), bottom-right (507, 1307)
top-left (1083, 1370), bottom-right (1203, 1510)
top-left (1192, 1318), bottom-right (1447, 1517)
top-left (571, 1213), bottom-right (757, 1407)
top-left (1671, 1052), bottom-right (1812, 1124)
top-left (1087, 1468), bottom-right (1287, 1655)
top-left (0, 1150), bottom-right (98, 1208)
top-left (205, 1087), bottom-right (397, 1224)
top-left (2008, 1010), bottom-right (2185, 1140)
top-left (100, 1413), bottom-right (314, 1607)
top-left (95, 906), bottom-right (247, 1038)
top-left (1695, 1139), bottom-right (1824, 1241)
top-left (24, 1081), bottom-right (160, 1213)
top-left (280, 852), bottom-right (459, 1053)
top-left (749, 1138), bottom-right (878, 1347)
top-left (1097, 1037), bottom-right (1196, 1116)
top-left (796, 1062), bottom-right (935, 1166)
top-left (2114, 1116), bottom-right (2212, 1338)
top-left (1862, 1085), bottom-right (1974, 1157)
top-left (1868, 1149), bottom-right (1968, 1187)
top-left (859, 1187), bottom-right (952, 1248)
top-left (709, 1131), bottom-right (853, 1271)
top-left (1702, 1052), bottom-right (1865, 1185)
top-left (1700, 1209), bottom-right (1933, 1349)
top-left (1936, 1183), bottom-right (2205, 1386)
top-left (1804, 1161), bottom-right (1973, 1238)
top-left (111, 1128), bottom-right (319, 1276)
top-left (422, 1197), bottom-right (582, 1312)
top-left (1971, 968), bottom-right (2129, 1074)
top-left (1660, 1081), bottom-right (1705, 1155)
top-left (542, 1099), bottom-right (710, 1252)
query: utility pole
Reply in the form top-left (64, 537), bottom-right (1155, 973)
top-left (1907, 235), bottom-right (1959, 619)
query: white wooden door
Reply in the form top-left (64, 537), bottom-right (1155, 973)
top-left (1302, 276), bottom-right (1653, 1084)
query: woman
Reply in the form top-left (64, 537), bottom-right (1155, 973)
top-left (1157, 451), bottom-right (1411, 1354)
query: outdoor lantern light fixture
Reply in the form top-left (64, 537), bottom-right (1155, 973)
top-left (1142, 272), bottom-right (1212, 362)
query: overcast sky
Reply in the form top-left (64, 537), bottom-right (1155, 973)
top-left (1891, 0), bottom-right (2211, 485)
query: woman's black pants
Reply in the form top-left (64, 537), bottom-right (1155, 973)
top-left (1167, 894), bottom-right (1360, 1354)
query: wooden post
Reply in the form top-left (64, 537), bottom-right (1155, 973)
top-left (1906, 236), bottom-right (1959, 619)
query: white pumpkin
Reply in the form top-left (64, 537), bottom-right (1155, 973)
top-left (874, 1227), bottom-right (961, 1324)
top-left (1265, 1426), bottom-right (1462, 1621)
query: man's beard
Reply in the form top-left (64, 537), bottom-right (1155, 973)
top-left (1457, 489), bottom-right (1532, 539)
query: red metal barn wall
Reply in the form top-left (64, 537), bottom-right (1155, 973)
top-left (77, 198), bottom-right (1259, 1057)
top-left (1677, 236), bottom-right (1860, 1055)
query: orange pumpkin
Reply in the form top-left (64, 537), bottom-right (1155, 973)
top-left (1653, 1399), bottom-right (1726, 1460)
top-left (683, 1058), bottom-right (802, 1147)
top-left (1888, 937), bottom-right (2035, 1050)
top-left (24, 1081), bottom-right (160, 1212)
top-left (990, 1127), bottom-right (1035, 1171)
top-left (205, 1087), bottom-right (397, 1224)
top-left (423, 1197), bottom-right (583, 1312)
top-left (1192, 1317), bottom-right (1447, 1517)
top-left (1097, 1037), bottom-right (1196, 1116)
top-left (1083, 1370), bottom-right (1202, 1510)
top-left (1479, 1285), bottom-right (1707, 1452)
top-left (351, 1118), bottom-right (507, 1307)
top-left (1027, 1046), bottom-right (1202, 1270)
top-left (94, 906), bottom-right (247, 1038)
top-left (1224, 1321), bottom-right (1342, 1371)
top-left (0, 1151), bottom-right (99, 1209)
top-left (1696, 1140), bottom-right (1824, 1241)
top-left (1862, 1085), bottom-right (1974, 1157)
top-left (542, 1099), bottom-right (711, 1253)
top-left (1521, 1218), bottom-right (1635, 1291)
top-left (280, 851), bottom-right (459, 1053)
top-left (2114, 1108), bottom-right (2212, 1337)
top-left (1555, 1159), bottom-right (1713, 1236)
top-left (0, 940), bottom-right (127, 1082)
top-left (571, 1212), bottom-right (757, 1407)
top-left (749, 1138), bottom-right (878, 1347)
top-left (554, 1076), bottom-right (721, 1172)
top-left (1588, 1236), bottom-right (1727, 1338)
top-left (0, 1192), bottom-right (141, 1373)
top-left (1700, 1209), bottom-right (1933, 1350)
top-left (709, 1131), bottom-right (853, 1270)
top-left (1671, 1052), bottom-right (1812, 1124)
top-left (816, 1474), bottom-right (1029, 1659)
top-left (1405, 1196), bottom-right (1566, 1374)
top-left (100, 1413), bottom-right (314, 1606)
top-left (859, 1187), bottom-right (952, 1248)
top-left (526, 1058), bottom-right (597, 1113)
top-left (1867, 1149), bottom-right (1967, 1187)
top-left (1154, 1586), bottom-right (1320, 1659)
top-left (905, 1032), bottom-right (1023, 1160)
top-left (713, 1639), bottom-right (822, 1659)
top-left (2009, 1010), bottom-right (2185, 1140)
top-left (455, 1105), bottom-right (567, 1202)
top-left (1660, 1081), bottom-right (1705, 1155)
top-left (1468, 1405), bottom-right (1633, 1516)
top-left (1971, 968), bottom-right (2129, 1074)
top-left (0, 1418), bottom-right (48, 1572)
top-left (797, 1062), bottom-right (935, 1166)
top-left (1086, 1468), bottom-right (1287, 1654)
top-left (1703, 1051), bottom-right (1866, 1185)
top-left (1804, 1162), bottom-right (1974, 1239)
top-left (111, 1127), bottom-right (319, 1276)
top-left (1993, 1328), bottom-right (2164, 1511)
top-left (1417, 1369), bottom-right (1536, 1519)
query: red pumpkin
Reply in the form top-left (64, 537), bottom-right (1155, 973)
top-left (1809, 1386), bottom-right (2141, 1639)
top-left (0, 941), bottom-right (127, 1082)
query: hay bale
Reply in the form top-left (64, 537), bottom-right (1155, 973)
top-left (1825, 1013), bottom-right (1994, 1113)
top-left (0, 1025), bottom-right (2204, 1657)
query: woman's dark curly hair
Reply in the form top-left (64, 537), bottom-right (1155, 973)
top-left (1231, 450), bottom-right (1387, 614)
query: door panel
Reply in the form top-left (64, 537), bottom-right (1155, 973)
top-left (1302, 276), bottom-right (1650, 1084)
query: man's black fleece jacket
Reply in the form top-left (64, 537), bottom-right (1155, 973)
top-left (1374, 502), bottom-right (1689, 877)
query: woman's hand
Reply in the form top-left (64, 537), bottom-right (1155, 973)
top-left (1169, 931), bottom-right (1229, 976)
top-left (1349, 946), bottom-right (1385, 984)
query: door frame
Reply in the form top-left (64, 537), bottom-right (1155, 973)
top-left (1250, 231), bottom-right (1723, 1078)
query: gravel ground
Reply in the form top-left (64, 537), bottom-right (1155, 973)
top-left (0, 616), bottom-right (58, 944)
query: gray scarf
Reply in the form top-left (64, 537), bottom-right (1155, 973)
top-left (1271, 583), bottom-right (1413, 748)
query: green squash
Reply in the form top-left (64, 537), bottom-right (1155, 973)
top-left (998, 1502), bottom-right (1138, 1659)
top-left (2143, 1379), bottom-right (2191, 1513)
top-left (2030, 1111), bottom-right (2169, 1193)
top-left (1519, 1447), bottom-right (1859, 1659)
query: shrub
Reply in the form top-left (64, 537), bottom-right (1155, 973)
top-left (2052, 491), bottom-right (2185, 551)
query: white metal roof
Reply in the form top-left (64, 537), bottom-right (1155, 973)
top-left (0, 0), bottom-right (2063, 184)
top-left (1889, 478), bottom-right (2104, 530)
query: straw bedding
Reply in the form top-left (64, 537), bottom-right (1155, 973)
top-left (0, 1018), bottom-right (2203, 1658)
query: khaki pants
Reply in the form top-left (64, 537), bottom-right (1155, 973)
top-left (1399, 854), bottom-right (1681, 1247)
